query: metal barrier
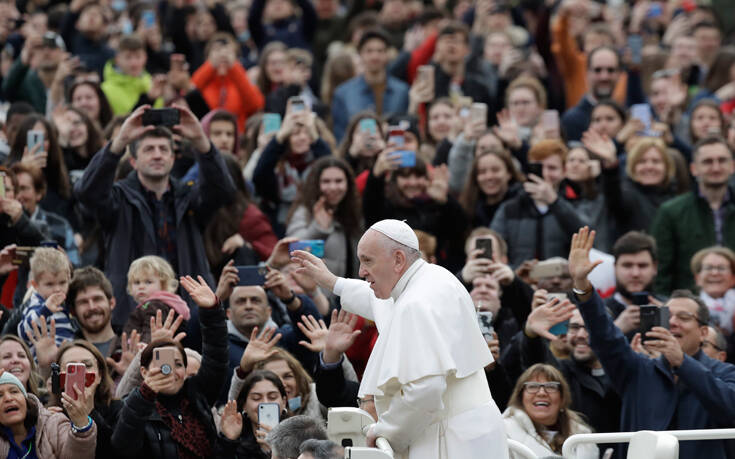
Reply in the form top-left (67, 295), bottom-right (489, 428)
top-left (562, 428), bottom-right (735, 458)
top-left (507, 439), bottom-right (541, 459)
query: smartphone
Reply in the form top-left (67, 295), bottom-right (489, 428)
top-left (0, 172), bottom-right (5, 198)
top-left (631, 103), bottom-right (652, 133)
top-left (541, 110), bottom-right (560, 132)
top-left (10, 247), bottom-right (36, 266)
top-left (258, 402), bottom-right (280, 429)
top-left (142, 108), bottom-right (180, 127)
top-left (548, 292), bottom-right (568, 302)
top-left (236, 265), bottom-right (268, 286)
top-left (529, 259), bottom-right (566, 281)
top-left (640, 305), bottom-right (670, 342)
top-left (477, 311), bottom-right (494, 340)
top-left (527, 162), bottom-right (543, 178)
top-left (628, 34), bottom-right (643, 65)
top-left (142, 9), bottom-right (156, 28)
top-left (359, 118), bottom-right (378, 135)
top-left (471, 103), bottom-right (488, 126)
top-left (394, 150), bottom-right (416, 167)
top-left (647, 2), bottom-right (663, 18)
top-left (631, 291), bottom-right (650, 306)
top-left (549, 320), bottom-right (570, 336)
top-left (64, 363), bottom-right (86, 400)
top-left (418, 64), bottom-right (434, 94)
top-left (387, 126), bottom-right (405, 147)
top-left (27, 130), bottom-right (44, 154)
top-left (152, 346), bottom-right (177, 375)
top-left (263, 113), bottom-right (282, 135)
top-left (475, 237), bottom-right (493, 260)
top-left (289, 96), bottom-right (306, 112)
top-left (289, 240), bottom-right (325, 258)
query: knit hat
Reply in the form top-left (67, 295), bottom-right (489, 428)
top-left (0, 372), bottom-right (27, 397)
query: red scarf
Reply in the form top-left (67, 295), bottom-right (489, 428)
top-left (155, 397), bottom-right (212, 459)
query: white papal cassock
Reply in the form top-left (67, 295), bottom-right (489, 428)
top-left (333, 258), bottom-right (509, 459)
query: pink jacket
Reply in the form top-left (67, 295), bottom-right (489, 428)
top-left (0, 394), bottom-right (97, 459)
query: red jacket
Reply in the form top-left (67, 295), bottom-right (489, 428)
top-left (239, 203), bottom-right (278, 260)
top-left (191, 61), bottom-right (265, 132)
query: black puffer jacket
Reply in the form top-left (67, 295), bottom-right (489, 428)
top-left (111, 303), bottom-right (228, 459)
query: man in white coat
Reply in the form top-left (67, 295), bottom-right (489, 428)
top-left (291, 219), bottom-right (508, 459)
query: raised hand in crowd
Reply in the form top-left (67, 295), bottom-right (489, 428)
top-left (523, 173), bottom-right (557, 206)
top-left (462, 114), bottom-right (486, 142)
top-left (267, 237), bottom-right (298, 270)
top-left (25, 316), bottom-right (59, 372)
top-left (485, 331), bottom-right (501, 371)
top-left (220, 400), bottom-right (244, 441)
top-left (524, 297), bottom-right (577, 341)
top-left (150, 309), bottom-right (187, 343)
top-left (60, 379), bottom-right (93, 428)
top-left (313, 196), bottom-right (334, 230)
top-left (493, 109), bottom-right (521, 149)
top-left (568, 227), bottom-right (603, 296)
top-left (348, 125), bottom-right (384, 159)
top-left (630, 332), bottom-right (661, 359)
top-left (614, 305), bottom-right (640, 334)
top-left (146, 74), bottom-right (168, 101)
top-left (297, 315), bottom-right (329, 352)
top-left (215, 260), bottom-right (240, 302)
top-left (615, 118), bottom-right (645, 145)
top-left (488, 261), bottom-right (515, 287)
top-left (20, 141), bottom-right (47, 170)
top-left (0, 195), bottom-right (24, 224)
top-left (20, 33), bottom-right (41, 67)
top-left (426, 164), bottom-right (449, 203)
top-left (239, 326), bottom-right (282, 373)
top-left (221, 234), bottom-right (247, 256)
top-left (372, 147), bottom-right (404, 177)
top-left (582, 129), bottom-right (617, 167)
top-left (180, 275), bottom-right (218, 308)
top-left (107, 330), bottom-right (141, 376)
top-left (264, 267), bottom-right (299, 307)
top-left (515, 259), bottom-right (538, 286)
top-left (0, 245), bottom-right (17, 276)
top-left (168, 53), bottom-right (194, 93)
top-left (323, 309), bottom-right (361, 364)
top-left (461, 247), bottom-right (494, 284)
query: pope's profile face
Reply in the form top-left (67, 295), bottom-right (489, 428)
top-left (357, 230), bottom-right (400, 299)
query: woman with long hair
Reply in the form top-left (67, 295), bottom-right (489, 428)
top-left (68, 81), bottom-right (114, 130)
top-left (50, 340), bottom-right (122, 458)
top-left (688, 99), bottom-right (725, 145)
top-left (0, 336), bottom-right (41, 398)
top-left (54, 107), bottom-right (105, 183)
top-left (286, 157), bottom-right (362, 277)
top-left (218, 370), bottom-right (290, 458)
top-left (503, 364), bottom-right (598, 458)
top-left (336, 112), bottom-right (385, 178)
top-left (254, 42), bottom-right (288, 97)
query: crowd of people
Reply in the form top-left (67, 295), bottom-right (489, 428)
top-left (0, 0), bottom-right (734, 456)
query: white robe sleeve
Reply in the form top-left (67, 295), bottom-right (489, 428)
top-left (372, 375), bottom-right (447, 453)
top-left (333, 277), bottom-right (376, 321)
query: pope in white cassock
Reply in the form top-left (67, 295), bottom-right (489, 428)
top-left (291, 219), bottom-right (508, 459)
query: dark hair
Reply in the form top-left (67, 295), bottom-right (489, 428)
top-left (592, 99), bottom-right (627, 124)
top-left (53, 340), bottom-right (115, 408)
top-left (66, 106), bottom-right (105, 157)
top-left (6, 102), bottom-right (35, 124)
top-left (587, 45), bottom-right (620, 70)
top-left (692, 20), bottom-right (721, 35)
top-left (67, 266), bottom-right (114, 314)
top-left (612, 231), bottom-right (658, 263)
top-left (459, 149), bottom-right (522, 219)
top-left (103, 115), bottom-right (127, 142)
top-left (256, 42), bottom-right (287, 95)
top-left (692, 135), bottom-right (731, 161)
top-left (210, 110), bottom-right (238, 129)
top-left (357, 28), bottom-right (390, 52)
top-left (347, 12), bottom-right (379, 43)
top-left (437, 21), bottom-right (470, 44)
top-left (670, 289), bottom-right (710, 325)
top-left (129, 126), bottom-right (174, 158)
top-left (236, 370), bottom-right (288, 411)
top-left (8, 115), bottom-right (71, 199)
top-left (118, 34), bottom-right (145, 53)
top-left (704, 47), bottom-right (735, 93)
top-left (68, 81), bottom-right (114, 128)
top-left (10, 162), bottom-right (46, 196)
top-left (424, 97), bottom-right (454, 144)
top-left (287, 156), bottom-right (362, 238)
top-left (140, 339), bottom-right (188, 370)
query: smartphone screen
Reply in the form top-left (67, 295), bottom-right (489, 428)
top-left (288, 240), bottom-right (325, 258)
top-left (630, 104), bottom-right (652, 132)
top-left (27, 130), bottom-right (44, 154)
top-left (475, 238), bottom-right (493, 259)
top-left (471, 103), bottom-right (488, 126)
top-left (263, 113), bottom-right (282, 135)
top-left (541, 110), bottom-right (560, 131)
top-left (628, 35), bottom-right (643, 65)
top-left (477, 311), bottom-right (494, 340)
top-left (359, 118), bottom-right (378, 135)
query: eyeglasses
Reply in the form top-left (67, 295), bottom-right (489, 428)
top-left (672, 311), bottom-right (705, 325)
top-left (523, 382), bottom-right (561, 394)
top-left (567, 323), bottom-right (586, 333)
top-left (702, 340), bottom-right (724, 352)
top-left (701, 265), bottom-right (731, 273)
top-left (591, 66), bottom-right (619, 74)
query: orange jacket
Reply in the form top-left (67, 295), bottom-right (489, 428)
top-left (191, 61), bottom-right (265, 132)
top-left (551, 13), bottom-right (626, 108)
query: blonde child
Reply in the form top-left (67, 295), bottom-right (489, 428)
top-left (18, 248), bottom-right (75, 353)
top-left (126, 255), bottom-right (178, 304)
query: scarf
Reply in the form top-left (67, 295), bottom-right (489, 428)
top-left (155, 397), bottom-right (212, 459)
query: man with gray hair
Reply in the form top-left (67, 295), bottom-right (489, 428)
top-left (298, 439), bottom-right (342, 459)
top-left (267, 415), bottom-right (328, 459)
top-left (292, 219), bottom-right (508, 459)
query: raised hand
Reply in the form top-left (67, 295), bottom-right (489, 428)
top-left (323, 309), bottom-right (361, 364)
top-left (290, 250), bottom-right (338, 292)
top-left (493, 109), bottom-right (521, 149)
top-left (61, 382), bottom-right (93, 428)
top-left (215, 260), bottom-right (239, 302)
top-left (631, 332), bottom-right (661, 359)
top-left (267, 237), bottom-right (299, 270)
top-left (150, 309), bottom-right (187, 343)
top-left (25, 316), bottom-right (59, 370)
top-left (312, 196), bottom-right (334, 230)
top-left (180, 275), bottom-right (218, 308)
top-left (582, 129), bottom-right (617, 166)
top-left (297, 315), bottom-right (328, 352)
top-left (264, 268), bottom-right (292, 302)
top-left (221, 400), bottom-right (243, 440)
top-left (461, 248), bottom-right (494, 284)
top-left (613, 305), bottom-right (640, 334)
top-left (171, 104), bottom-right (210, 153)
top-left (426, 164), bottom-right (449, 203)
top-left (21, 142), bottom-right (48, 169)
top-left (240, 327), bottom-right (282, 373)
top-left (568, 227), bottom-right (602, 292)
top-left (525, 298), bottom-right (577, 340)
top-left (142, 366), bottom-right (174, 394)
top-left (644, 327), bottom-right (684, 367)
top-left (107, 330), bottom-right (141, 375)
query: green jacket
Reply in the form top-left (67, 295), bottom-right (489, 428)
top-left (1, 59), bottom-right (47, 113)
top-left (100, 60), bottom-right (157, 115)
top-left (650, 187), bottom-right (735, 295)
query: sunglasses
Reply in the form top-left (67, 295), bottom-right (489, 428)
top-left (59, 372), bottom-right (96, 389)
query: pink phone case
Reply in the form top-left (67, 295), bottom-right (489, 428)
top-left (64, 363), bottom-right (86, 400)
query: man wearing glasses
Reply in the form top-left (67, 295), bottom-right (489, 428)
top-left (569, 226), bottom-right (735, 459)
top-left (561, 46), bottom-right (620, 141)
top-left (702, 326), bottom-right (728, 362)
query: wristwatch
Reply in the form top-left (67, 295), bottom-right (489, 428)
top-left (572, 285), bottom-right (593, 296)
top-left (282, 291), bottom-right (297, 304)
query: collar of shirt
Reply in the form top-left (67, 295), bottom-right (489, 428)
top-left (697, 186), bottom-right (732, 206)
top-left (0, 424), bottom-right (36, 458)
top-left (390, 258), bottom-right (425, 302)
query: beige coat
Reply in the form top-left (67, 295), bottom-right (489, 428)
top-left (0, 394), bottom-right (97, 459)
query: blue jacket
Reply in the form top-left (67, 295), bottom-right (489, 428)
top-left (576, 291), bottom-right (735, 459)
top-left (331, 75), bottom-right (409, 142)
top-left (561, 96), bottom-right (595, 141)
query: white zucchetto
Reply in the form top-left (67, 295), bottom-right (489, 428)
top-left (369, 219), bottom-right (419, 250)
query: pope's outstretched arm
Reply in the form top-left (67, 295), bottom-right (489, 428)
top-left (291, 250), bottom-right (375, 321)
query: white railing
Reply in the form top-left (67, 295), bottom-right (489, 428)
top-left (562, 428), bottom-right (735, 458)
top-left (507, 439), bottom-right (541, 459)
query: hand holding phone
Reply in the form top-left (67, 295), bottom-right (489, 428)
top-left (475, 238), bottom-right (493, 260)
top-left (64, 363), bottom-right (86, 400)
top-left (640, 305), bottom-right (670, 342)
top-left (258, 403), bottom-right (280, 428)
top-left (142, 108), bottom-right (180, 127)
top-left (236, 265), bottom-right (268, 285)
top-left (152, 346), bottom-right (178, 375)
